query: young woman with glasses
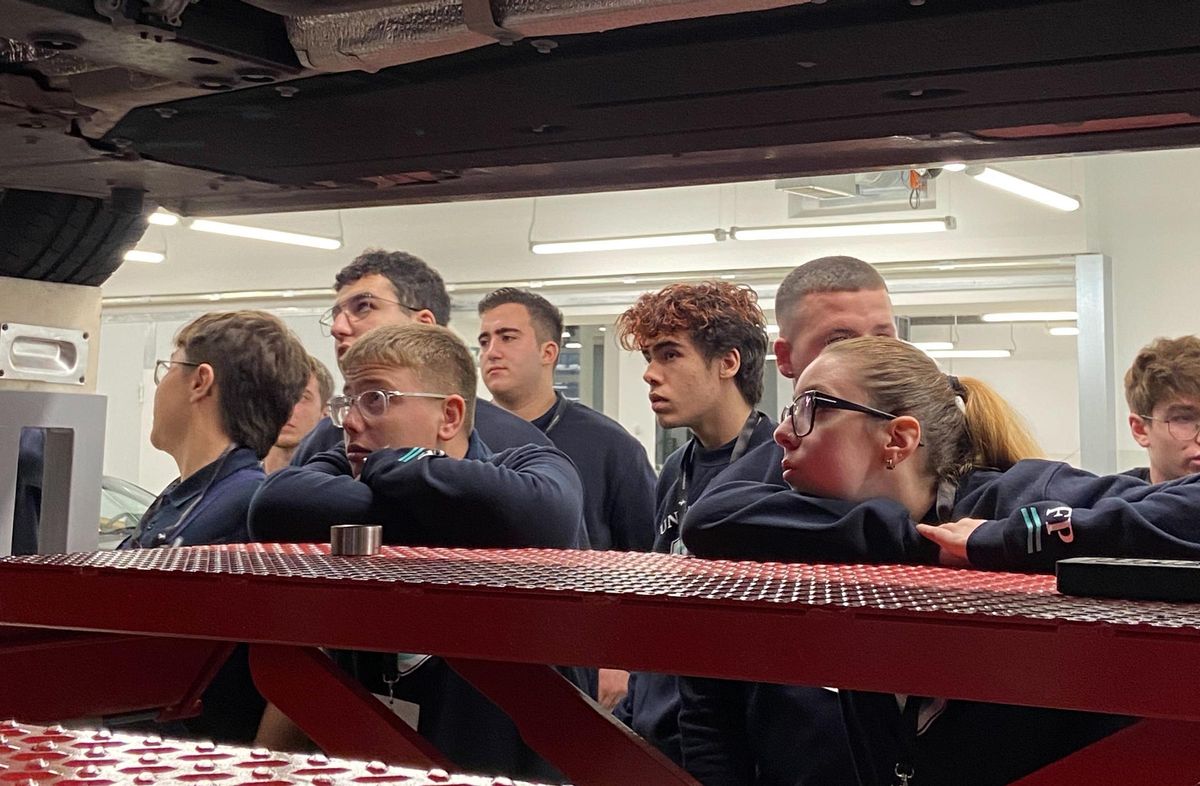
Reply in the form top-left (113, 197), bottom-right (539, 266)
top-left (679, 335), bottom-right (1200, 786)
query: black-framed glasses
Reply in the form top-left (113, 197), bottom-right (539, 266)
top-left (153, 359), bottom-right (202, 385)
top-left (781, 390), bottom-right (899, 439)
top-left (319, 292), bottom-right (423, 335)
top-left (1140, 414), bottom-right (1200, 442)
top-left (329, 389), bottom-right (450, 427)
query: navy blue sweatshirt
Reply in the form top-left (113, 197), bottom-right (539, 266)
top-left (289, 398), bottom-right (552, 467)
top-left (614, 415), bottom-right (777, 765)
top-left (679, 459), bottom-right (1200, 785)
top-left (530, 394), bottom-right (656, 551)
top-left (248, 434), bottom-right (589, 781)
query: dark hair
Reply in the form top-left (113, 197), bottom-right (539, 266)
top-left (307, 355), bottom-right (335, 406)
top-left (477, 287), bottom-right (565, 346)
top-left (175, 311), bottom-right (310, 459)
top-left (616, 281), bottom-right (768, 406)
top-left (823, 337), bottom-right (1041, 483)
top-left (334, 249), bottom-right (451, 326)
top-left (341, 323), bottom-right (477, 433)
top-left (775, 256), bottom-right (888, 334)
top-left (1124, 335), bottom-right (1200, 416)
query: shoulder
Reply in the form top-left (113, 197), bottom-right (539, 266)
top-left (563, 403), bottom-right (644, 446)
top-left (475, 399), bottom-right (553, 448)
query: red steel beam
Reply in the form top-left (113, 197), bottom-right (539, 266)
top-left (1013, 718), bottom-right (1200, 785)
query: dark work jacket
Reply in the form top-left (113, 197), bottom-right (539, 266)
top-left (1120, 465), bottom-right (1150, 481)
top-left (702, 438), bottom-right (786, 489)
top-left (115, 445), bottom-right (266, 743)
top-left (531, 393), bottom-right (656, 551)
top-left (248, 433), bottom-right (589, 781)
top-left (614, 416), bottom-right (777, 766)
top-left (119, 446), bottom-right (263, 549)
top-left (289, 399), bottom-right (552, 467)
top-left (678, 459), bottom-right (1200, 785)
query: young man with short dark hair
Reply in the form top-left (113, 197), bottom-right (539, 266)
top-left (478, 286), bottom-right (656, 710)
top-left (610, 281), bottom-right (780, 765)
top-left (1124, 335), bottom-right (1200, 483)
top-left (250, 323), bottom-right (588, 781)
top-left (262, 355), bottom-right (334, 474)
top-left (290, 249), bottom-right (550, 466)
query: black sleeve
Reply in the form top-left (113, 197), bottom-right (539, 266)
top-left (612, 673), bottom-right (635, 725)
top-left (967, 468), bottom-right (1200, 572)
top-left (248, 447), bottom-right (380, 542)
top-left (605, 445), bottom-right (658, 552)
top-left (359, 445), bottom-right (588, 548)
top-left (681, 481), bottom-right (935, 564)
top-left (678, 676), bottom-right (754, 786)
top-left (289, 417), bottom-right (343, 468)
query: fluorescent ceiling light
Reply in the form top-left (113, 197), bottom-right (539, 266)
top-left (941, 163), bottom-right (968, 172)
top-left (148, 211), bottom-right (179, 226)
top-left (530, 231), bottom-right (720, 255)
top-left (966, 167), bottom-right (1080, 212)
top-left (766, 325), bottom-right (780, 334)
top-left (189, 219), bottom-right (342, 250)
top-left (925, 349), bottom-right (1012, 359)
top-left (730, 217), bottom-right (954, 241)
top-left (564, 341), bottom-right (583, 349)
top-left (911, 341), bottom-right (955, 351)
top-left (1048, 326), bottom-right (1080, 336)
top-left (981, 311), bottom-right (1078, 323)
top-left (124, 249), bottom-right (165, 263)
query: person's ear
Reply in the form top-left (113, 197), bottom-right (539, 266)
top-left (413, 309), bottom-right (438, 326)
top-left (718, 347), bottom-right (742, 380)
top-left (883, 415), bottom-right (922, 469)
top-left (438, 395), bottom-right (467, 441)
top-left (1129, 414), bottom-right (1152, 447)
top-left (189, 363), bottom-right (216, 403)
top-left (774, 338), bottom-right (795, 378)
top-left (541, 340), bottom-right (560, 368)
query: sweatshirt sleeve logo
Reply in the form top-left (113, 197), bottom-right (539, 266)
top-left (1020, 505), bottom-right (1074, 554)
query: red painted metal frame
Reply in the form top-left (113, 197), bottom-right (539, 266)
top-left (2, 545), bottom-right (1200, 783)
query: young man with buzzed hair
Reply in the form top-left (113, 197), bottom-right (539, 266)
top-left (713, 255), bottom-right (897, 488)
top-left (262, 355), bottom-right (334, 474)
top-left (250, 323), bottom-right (588, 781)
top-left (1124, 335), bottom-right (1200, 483)
top-left (290, 249), bottom-right (550, 466)
top-left (478, 287), bottom-right (656, 710)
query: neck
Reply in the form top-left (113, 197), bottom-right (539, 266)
top-left (498, 383), bottom-right (559, 423)
top-left (171, 423), bottom-right (234, 481)
top-left (262, 445), bottom-right (293, 475)
top-left (443, 432), bottom-right (471, 460)
top-left (891, 473), bottom-right (939, 521)
top-left (691, 396), bottom-right (754, 451)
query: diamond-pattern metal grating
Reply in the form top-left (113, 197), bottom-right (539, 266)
top-left (0, 721), bottom-right (548, 785)
top-left (6, 544), bottom-right (1200, 631)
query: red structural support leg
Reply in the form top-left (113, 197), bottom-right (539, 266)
top-left (1013, 718), bottom-right (1200, 785)
top-left (445, 657), bottom-right (700, 786)
top-left (248, 643), bottom-right (450, 770)
top-left (0, 627), bottom-right (228, 721)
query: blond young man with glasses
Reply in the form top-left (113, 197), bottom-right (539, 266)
top-left (248, 323), bottom-right (588, 782)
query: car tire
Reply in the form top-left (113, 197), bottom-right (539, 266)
top-left (0, 187), bottom-right (151, 286)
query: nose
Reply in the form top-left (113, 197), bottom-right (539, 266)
top-left (484, 339), bottom-right (502, 361)
top-left (642, 361), bottom-right (661, 387)
top-left (330, 310), bottom-right (354, 340)
top-left (341, 400), bottom-right (365, 435)
top-left (774, 417), bottom-right (799, 449)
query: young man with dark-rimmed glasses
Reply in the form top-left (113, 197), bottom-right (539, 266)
top-left (289, 248), bottom-right (551, 467)
top-left (249, 323), bottom-right (588, 782)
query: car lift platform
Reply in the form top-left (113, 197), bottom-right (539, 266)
top-left (2, 544), bottom-right (1200, 784)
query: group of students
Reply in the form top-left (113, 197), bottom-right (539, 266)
top-left (19, 248), bottom-right (1200, 785)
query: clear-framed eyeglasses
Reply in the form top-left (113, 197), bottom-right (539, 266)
top-left (1141, 414), bottom-right (1200, 442)
top-left (329, 389), bottom-right (450, 427)
top-left (781, 389), bottom-right (900, 439)
top-left (318, 292), bottom-right (424, 336)
top-left (153, 359), bottom-right (202, 385)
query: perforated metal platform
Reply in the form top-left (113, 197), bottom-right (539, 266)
top-left (0, 721), bottom-right (549, 785)
top-left (5, 544), bottom-right (1200, 632)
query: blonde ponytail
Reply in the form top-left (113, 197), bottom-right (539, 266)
top-left (959, 377), bottom-right (1041, 470)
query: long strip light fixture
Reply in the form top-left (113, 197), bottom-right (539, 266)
top-left (964, 166), bottom-right (1080, 212)
top-left (981, 311), bottom-right (1078, 323)
top-left (188, 219), bottom-right (342, 250)
top-left (925, 348), bottom-right (1012, 359)
top-left (530, 217), bottom-right (955, 254)
top-left (730, 217), bottom-right (954, 241)
top-left (123, 249), bottom-right (165, 263)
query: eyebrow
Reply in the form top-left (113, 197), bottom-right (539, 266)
top-left (478, 326), bottom-right (521, 341)
top-left (649, 339), bottom-right (683, 353)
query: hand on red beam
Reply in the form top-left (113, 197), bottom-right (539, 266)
top-left (916, 518), bottom-right (984, 567)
